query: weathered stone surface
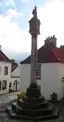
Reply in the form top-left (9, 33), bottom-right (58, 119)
top-left (6, 85), bottom-right (59, 120)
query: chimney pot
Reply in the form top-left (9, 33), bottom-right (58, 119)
top-left (44, 35), bottom-right (57, 48)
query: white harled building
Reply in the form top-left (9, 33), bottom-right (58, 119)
top-left (10, 65), bottom-right (20, 92)
top-left (20, 36), bottom-right (64, 100)
top-left (0, 47), bottom-right (20, 94)
top-left (0, 50), bottom-right (11, 94)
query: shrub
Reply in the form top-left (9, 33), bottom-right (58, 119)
top-left (17, 92), bottom-right (26, 99)
top-left (51, 92), bottom-right (58, 102)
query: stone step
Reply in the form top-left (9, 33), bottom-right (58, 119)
top-left (12, 102), bottom-right (17, 113)
top-left (26, 86), bottom-right (41, 97)
top-left (6, 106), bottom-right (34, 120)
top-left (13, 102), bottom-right (54, 116)
top-left (33, 106), bottom-right (60, 120)
top-left (18, 99), bottom-right (49, 109)
top-left (6, 106), bottom-right (16, 116)
top-left (23, 95), bottom-right (44, 103)
top-left (6, 106), bottom-right (59, 120)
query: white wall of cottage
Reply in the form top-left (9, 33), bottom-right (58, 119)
top-left (0, 61), bottom-right (11, 94)
top-left (11, 66), bottom-right (20, 91)
top-left (20, 63), bottom-right (64, 100)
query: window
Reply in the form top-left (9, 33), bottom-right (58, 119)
top-left (2, 80), bottom-right (7, 90)
top-left (62, 77), bottom-right (64, 82)
top-left (36, 64), bottom-right (41, 79)
top-left (9, 82), bottom-right (11, 87)
top-left (0, 81), bottom-right (1, 90)
top-left (0, 67), bottom-right (1, 74)
top-left (4, 66), bottom-right (8, 75)
top-left (14, 80), bottom-right (17, 84)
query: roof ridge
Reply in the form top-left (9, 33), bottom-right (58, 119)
top-left (20, 44), bottom-right (63, 64)
top-left (0, 50), bottom-right (11, 62)
top-left (20, 45), bottom-right (45, 64)
top-left (11, 64), bottom-right (18, 72)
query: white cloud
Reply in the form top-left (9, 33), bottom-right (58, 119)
top-left (37, 0), bottom-right (64, 48)
top-left (21, 0), bottom-right (29, 3)
top-left (0, 0), bottom-right (64, 61)
top-left (0, 2), bottom-right (3, 6)
top-left (0, 15), bottom-right (31, 55)
top-left (6, 9), bottom-right (23, 19)
top-left (6, 0), bottom-right (16, 8)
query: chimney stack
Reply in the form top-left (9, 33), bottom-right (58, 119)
top-left (45, 35), bottom-right (57, 48)
top-left (60, 45), bottom-right (64, 48)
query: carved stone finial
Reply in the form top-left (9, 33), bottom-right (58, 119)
top-left (29, 6), bottom-right (40, 35)
top-left (32, 6), bottom-right (37, 17)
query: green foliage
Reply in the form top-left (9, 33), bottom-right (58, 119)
top-left (11, 59), bottom-right (18, 66)
top-left (17, 92), bottom-right (26, 99)
top-left (51, 92), bottom-right (58, 102)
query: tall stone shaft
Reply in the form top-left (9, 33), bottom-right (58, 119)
top-left (31, 35), bottom-right (37, 83)
top-left (29, 6), bottom-right (40, 85)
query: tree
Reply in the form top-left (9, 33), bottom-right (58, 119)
top-left (11, 59), bottom-right (18, 66)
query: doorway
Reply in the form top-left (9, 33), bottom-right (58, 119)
top-left (13, 80), bottom-right (17, 91)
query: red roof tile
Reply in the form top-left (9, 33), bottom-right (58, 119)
top-left (20, 44), bottom-right (64, 64)
top-left (0, 51), bottom-right (18, 72)
top-left (0, 51), bottom-right (11, 62)
top-left (53, 48), bottom-right (64, 63)
top-left (11, 64), bottom-right (17, 72)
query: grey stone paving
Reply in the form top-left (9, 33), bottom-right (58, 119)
top-left (0, 118), bottom-right (32, 122)
top-left (0, 92), bottom-right (17, 109)
top-left (0, 117), bottom-right (63, 122)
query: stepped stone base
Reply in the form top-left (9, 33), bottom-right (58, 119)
top-left (6, 84), bottom-right (60, 120)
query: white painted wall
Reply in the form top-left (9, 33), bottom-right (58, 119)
top-left (11, 66), bottom-right (20, 91)
top-left (11, 66), bottom-right (20, 77)
top-left (20, 63), bottom-right (64, 100)
top-left (59, 63), bottom-right (64, 98)
top-left (20, 64), bottom-right (31, 92)
top-left (38, 63), bottom-right (62, 100)
top-left (0, 61), bottom-right (11, 94)
top-left (11, 78), bottom-right (20, 91)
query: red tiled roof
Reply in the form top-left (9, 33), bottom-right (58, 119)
top-left (11, 64), bottom-right (17, 72)
top-left (0, 51), bottom-right (11, 62)
top-left (20, 44), bottom-right (64, 64)
top-left (0, 51), bottom-right (18, 72)
top-left (53, 48), bottom-right (64, 63)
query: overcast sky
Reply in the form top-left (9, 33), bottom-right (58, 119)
top-left (0, 0), bottom-right (64, 63)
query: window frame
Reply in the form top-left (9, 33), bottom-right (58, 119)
top-left (0, 81), bottom-right (1, 90)
top-left (4, 66), bottom-right (8, 75)
top-left (2, 80), bottom-right (7, 90)
top-left (0, 67), bottom-right (1, 74)
top-left (9, 82), bottom-right (11, 87)
top-left (36, 63), bottom-right (41, 80)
